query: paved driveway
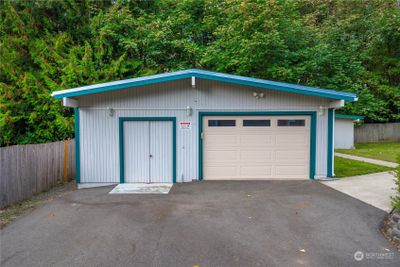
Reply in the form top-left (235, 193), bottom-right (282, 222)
top-left (1, 181), bottom-right (399, 267)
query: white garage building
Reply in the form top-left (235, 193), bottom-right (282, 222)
top-left (334, 114), bottom-right (364, 149)
top-left (52, 69), bottom-right (357, 185)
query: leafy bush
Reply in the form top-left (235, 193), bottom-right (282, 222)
top-left (392, 156), bottom-right (400, 211)
top-left (1, 0), bottom-right (400, 146)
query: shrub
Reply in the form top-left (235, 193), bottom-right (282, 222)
top-left (391, 156), bottom-right (400, 211)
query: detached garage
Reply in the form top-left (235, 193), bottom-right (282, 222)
top-left (51, 69), bottom-right (357, 186)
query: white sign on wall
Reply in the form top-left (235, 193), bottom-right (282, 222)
top-left (179, 121), bottom-right (191, 130)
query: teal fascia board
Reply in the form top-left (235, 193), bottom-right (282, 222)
top-left (193, 72), bottom-right (356, 101)
top-left (198, 111), bottom-right (317, 180)
top-left (54, 72), bottom-right (193, 99)
top-left (327, 108), bottom-right (334, 177)
top-left (118, 117), bottom-right (177, 183)
top-left (335, 114), bottom-right (364, 120)
top-left (74, 108), bottom-right (80, 183)
top-left (52, 69), bottom-right (357, 102)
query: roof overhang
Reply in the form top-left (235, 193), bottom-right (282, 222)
top-left (335, 114), bottom-right (364, 121)
top-left (51, 69), bottom-right (358, 102)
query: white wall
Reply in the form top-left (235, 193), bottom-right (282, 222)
top-left (76, 78), bottom-right (332, 183)
top-left (334, 119), bottom-right (354, 149)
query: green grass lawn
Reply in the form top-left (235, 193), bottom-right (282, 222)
top-left (336, 142), bottom-right (400, 163)
top-left (334, 156), bottom-right (393, 178)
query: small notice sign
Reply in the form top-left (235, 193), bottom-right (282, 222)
top-left (179, 121), bottom-right (191, 130)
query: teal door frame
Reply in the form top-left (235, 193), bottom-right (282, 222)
top-left (327, 108), bottom-right (334, 177)
top-left (119, 117), bottom-right (177, 183)
top-left (198, 111), bottom-right (317, 180)
top-left (74, 108), bottom-right (80, 184)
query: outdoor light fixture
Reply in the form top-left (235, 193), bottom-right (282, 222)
top-left (318, 106), bottom-right (325, 116)
top-left (186, 106), bottom-right (193, 116)
top-left (191, 76), bottom-right (196, 88)
top-left (107, 107), bottom-right (114, 117)
top-left (253, 92), bottom-right (264, 99)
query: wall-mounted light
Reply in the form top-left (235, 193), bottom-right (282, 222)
top-left (191, 76), bottom-right (196, 88)
top-left (253, 92), bottom-right (264, 99)
top-left (318, 106), bottom-right (325, 116)
top-left (107, 107), bottom-right (114, 117)
top-left (186, 106), bottom-right (193, 116)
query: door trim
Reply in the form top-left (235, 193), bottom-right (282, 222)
top-left (119, 117), bottom-right (176, 183)
top-left (74, 108), bottom-right (81, 184)
top-left (198, 111), bottom-right (317, 180)
top-left (327, 108), bottom-right (334, 177)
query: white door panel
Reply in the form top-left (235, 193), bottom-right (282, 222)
top-left (124, 121), bottom-right (150, 183)
top-left (149, 121), bottom-right (172, 183)
top-left (124, 120), bottom-right (172, 183)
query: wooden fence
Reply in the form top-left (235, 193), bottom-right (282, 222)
top-left (355, 122), bottom-right (400, 143)
top-left (0, 139), bottom-right (76, 209)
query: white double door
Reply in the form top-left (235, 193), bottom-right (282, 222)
top-left (124, 121), bottom-right (172, 183)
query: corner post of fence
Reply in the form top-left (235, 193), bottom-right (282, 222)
top-left (63, 140), bottom-right (69, 182)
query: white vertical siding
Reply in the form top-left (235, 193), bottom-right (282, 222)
top-left (79, 109), bottom-right (120, 183)
top-left (78, 78), bottom-right (331, 183)
top-left (315, 111), bottom-right (328, 178)
top-left (335, 119), bottom-right (354, 149)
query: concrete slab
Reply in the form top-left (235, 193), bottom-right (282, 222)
top-left (321, 171), bottom-right (396, 212)
top-left (109, 183), bottom-right (172, 194)
top-left (335, 152), bottom-right (398, 168)
top-left (77, 183), bottom-right (117, 189)
top-left (1, 181), bottom-right (399, 267)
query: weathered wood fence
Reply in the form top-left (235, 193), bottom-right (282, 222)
top-left (0, 139), bottom-right (75, 209)
top-left (355, 122), bottom-right (400, 143)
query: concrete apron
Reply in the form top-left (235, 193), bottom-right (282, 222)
top-left (109, 183), bottom-right (173, 194)
top-left (321, 171), bottom-right (396, 213)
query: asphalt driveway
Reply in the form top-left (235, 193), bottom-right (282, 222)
top-left (1, 181), bottom-right (399, 267)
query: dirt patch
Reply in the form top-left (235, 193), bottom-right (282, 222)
top-left (381, 211), bottom-right (400, 251)
top-left (0, 181), bottom-right (76, 229)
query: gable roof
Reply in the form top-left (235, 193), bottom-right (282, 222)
top-left (335, 114), bottom-right (364, 120)
top-left (51, 69), bottom-right (357, 101)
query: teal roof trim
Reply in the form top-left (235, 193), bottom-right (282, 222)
top-left (335, 114), bottom-right (364, 120)
top-left (51, 69), bottom-right (357, 101)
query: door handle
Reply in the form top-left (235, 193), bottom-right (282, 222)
top-left (149, 154), bottom-right (153, 158)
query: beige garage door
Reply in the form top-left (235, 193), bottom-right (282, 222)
top-left (203, 116), bottom-right (310, 180)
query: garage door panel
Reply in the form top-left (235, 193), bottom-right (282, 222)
top-left (276, 134), bottom-right (309, 145)
top-left (275, 150), bottom-right (308, 162)
top-left (204, 166), bottom-right (239, 178)
top-left (240, 150), bottom-right (273, 162)
top-left (239, 135), bottom-right (274, 145)
top-left (240, 166), bottom-right (272, 177)
top-left (205, 134), bottom-right (238, 147)
top-left (276, 165), bottom-right (308, 176)
top-left (206, 150), bottom-right (238, 162)
top-left (203, 116), bottom-right (310, 180)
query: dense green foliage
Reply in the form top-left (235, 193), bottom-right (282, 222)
top-left (1, 0), bottom-right (399, 146)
